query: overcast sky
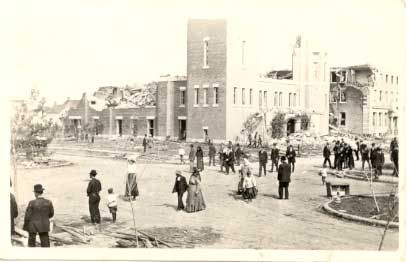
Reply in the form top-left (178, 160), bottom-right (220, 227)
top-left (13, 0), bottom-right (405, 104)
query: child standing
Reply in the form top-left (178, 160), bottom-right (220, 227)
top-left (107, 188), bottom-right (118, 223)
top-left (178, 144), bottom-right (186, 164)
top-left (319, 168), bottom-right (328, 185)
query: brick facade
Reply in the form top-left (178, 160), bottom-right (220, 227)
top-left (187, 19), bottom-right (227, 142)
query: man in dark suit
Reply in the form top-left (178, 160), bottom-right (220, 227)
top-left (172, 170), bottom-right (188, 211)
top-left (23, 184), bottom-right (54, 247)
top-left (374, 147), bottom-right (385, 179)
top-left (142, 134), bottom-right (147, 152)
top-left (370, 143), bottom-right (377, 174)
top-left (270, 143), bottom-right (279, 173)
top-left (354, 138), bottom-right (360, 161)
top-left (391, 145), bottom-right (399, 176)
top-left (278, 156), bottom-right (291, 200)
top-left (224, 147), bottom-right (236, 175)
top-left (10, 193), bottom-right (18, 235)
top-left (322, 142), bottom-right (332, 168)
top-left (258, 149), bottom-right (268, 177)
top-left (87, 169), bottom-right (102, 224)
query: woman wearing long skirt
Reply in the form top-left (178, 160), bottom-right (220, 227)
top-left (125, 155), bottom-right (139, 200)
top-left (196, 146), bottom-right (204, 171)
top-left (243, 170), bottom-right (257, 202)
top-left (185, 167), bottom-right (206, 213)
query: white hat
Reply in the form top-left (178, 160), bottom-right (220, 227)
top-left (128, 155), bottom-right (137, 162)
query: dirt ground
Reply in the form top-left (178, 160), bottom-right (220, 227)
top-left (12, 152), bottom-right (398, 250)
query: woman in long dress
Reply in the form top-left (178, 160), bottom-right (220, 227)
top-left (196, 146), bottom-right (204, 171)
top-left (185, 167), bottom-right (206, 213)
top-left (243, 170), bottom-right (257, 202)
top-left (125, 155), bottom-right (139, 200)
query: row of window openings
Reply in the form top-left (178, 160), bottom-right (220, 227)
top-left (330, 89), bottom-right (398, 104)
top-left (193, 88), bottom-right (219, 105)
top-left (372, 112), bottom-right (389, 127)
top-left (233, 88), bottom-right (298, 107)
top-left (380, 74), bottom-right (399, 85)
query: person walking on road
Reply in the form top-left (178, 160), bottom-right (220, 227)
top-left (185, 167), bottom-right (206, 213)
top-left (196, 145), bottom-right (204, 171)
top-left (189, 144), bottom-right (196, 172)
top-left (224, 147), bottom-right (236, 175)
top-left (360, 142), bottom-right (371, 171)
top-left (23, 184), bottom-right (54, 247)
top-left (258, 148), bottom-right (268, 177)
top-left (278, 156), bottom-right (292, 200)
top-left (270, 143), bottom-right (280, 173)
top-left (286, 145), bottom-right (296, 172)
top-left (374, 147), bottom-right (385, 179)
top-left (142, 134), bottom-right (148, 153)
top-left (172, 170), bottom-right (188, 211)
top-left (391, 145), bottom-right (399, 176)
top-left (208, 142), bottom-right (216, 166)
top-left (235, 144), bottom-right (243, 166)
top-left (178, 144), bottom-right (186, 164)
top-left (87, 169), bottom-right (102, 224)
top-left (354, 138), bottom-right (360, 161)
top-left (322, 142), bottom-right (332, 168)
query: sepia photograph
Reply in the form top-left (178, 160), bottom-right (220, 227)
top-left (2, 0), bottom-right (405, 261)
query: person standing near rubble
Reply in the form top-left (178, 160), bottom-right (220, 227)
top-left (87, 170), bottom-right (102, 224)
top-left (172, 170), bottom-right (188, 211)
top-left (23, 184), bottom-right (54, 247)
top-left (258, 148), bottom-right (268, 177)
top-left (185, 167), bottom-right (206, 213)
top-left (286, 145), bottom-right (296, 172)
top-left (322, 142), bottom-right (332, 168)
top-left (270, 143), bottom-right (280, 173)
top-left (258, 135), bottom-right (262, 148)
top-left (248, 133), bottom-right (252, 147)
top-left (188, 144), bottom-right (196, 172)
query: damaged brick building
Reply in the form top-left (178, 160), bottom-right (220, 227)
top-left (330, 64), bottom-right (400, 137)
top-left (64, 19), bottom-right (332, 142)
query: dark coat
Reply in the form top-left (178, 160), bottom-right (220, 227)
top-left (323, 146), bottom-right (331, 158)
top-left (278, 162), bottom-right (291, 182)
top-left (10, 193), bottom-right (18, 232)
top-left (23, 197), bottom-right (54, 233)
top-left (370, 148), bottom-right (377, 163)
top-left (286, 149), bottom-right (296, 163)
top-left (360, 144), bottom-right (369, 160)
top-left (375, 152), bottom-right (385, 167)
top-left (196, 149), bottom-right (204, 158)
top-left (235, 148), bottom-right (243, 159)
top-left (391, 149), bottom-right (399, 162)
top-left (271, 148), bottom-right (279, 160)
top-left (142, 137), bottom-right (147, 146)
top-left (87, 178), bottom-right (102, 196)
top-left (209, 145), bottom-right (216, 156)
top-left (189, 148), bottom-right (196, 161)
top-left (172, 175), bottom-right (188, 194)
top-left (224, 151), bottom-right (235, 164)
top-left (259, 151), bottom-right (268, 163)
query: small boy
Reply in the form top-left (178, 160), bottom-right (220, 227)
top-left (107, 188), bottom-right (118, 223)
top-left (178, 145), bottom-right (186, 164)
top-left (319, 168), bottom-right (328, 185)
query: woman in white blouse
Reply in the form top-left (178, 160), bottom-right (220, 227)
top-left (243, 170), bottom-right (257, 202)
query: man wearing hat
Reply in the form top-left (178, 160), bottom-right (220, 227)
top-left (172, 170), bottom-right (188, 211)
top-left (277, 156), bottom-right (292, 200)
top-left (23, 184), bottom-right (54, 247)
top-left (374, 147), bottom-right (385, 179)
top-left (87, 170), bottom-right (102, 224)
top-left (270, 143), bottom-right (280, 173)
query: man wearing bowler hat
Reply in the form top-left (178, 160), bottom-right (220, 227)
top-left (172, 170), bottom-right (188, 211)
top-left (87, 169), bottom-right (102, 224)
top-left (23, 184), bottom-right (54, 247)
top-left (277, 156), bottom-right (292, 200)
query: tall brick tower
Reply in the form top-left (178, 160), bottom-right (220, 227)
top-left (186, 19), bottom-right (228, 142)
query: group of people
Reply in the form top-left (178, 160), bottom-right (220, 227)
top-left (247, 132), bottom-right (263, 148)
top-left (322, 137), bottom-right (399, 179)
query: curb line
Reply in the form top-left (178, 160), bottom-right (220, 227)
top-left (343, 171), bottom-right (398, 184)
top-left (322, 198), bottom-right (399, 228)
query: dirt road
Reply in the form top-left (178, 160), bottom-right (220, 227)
top-left (13, 153), bottom-right (398, 250)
